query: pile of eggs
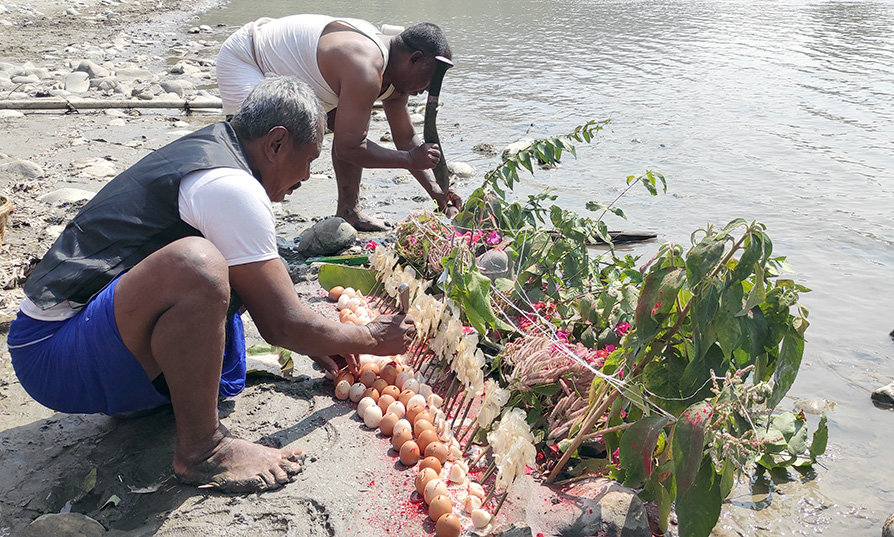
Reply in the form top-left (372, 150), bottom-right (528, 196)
top-left (327, 286), bottom-right (493, 536)
top-left (329, 286), bottom-right (372, 325)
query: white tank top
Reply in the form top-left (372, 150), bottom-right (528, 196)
top-left (249, 14), bottom-right (395, 112)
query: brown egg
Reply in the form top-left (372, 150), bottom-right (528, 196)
top-left (377, 394), bottom-right (396, 414)
top-left (435, 513), bottom-right (461, 537)
top-left (372, 378), bottom-right (389, 394)
top-left (419, 456), bottom-right (442, 475)
top-left (398, 389), bottom-right (416, 407)
top-left (429, 495), bottom-right (453, 522)
top-left (359, 368), bottom-right (378, 388)
top-left (380, 363), bottom-right (399, 385)
top-left (399, 440), bottom-right (420, 466)
top-left (406, 403), bottom-right (426, 424)
top-left (381, 385), bottom-right (401, 400)
top-left (392, 427), bottom-right (413, 451)
top-left (338, 308), bottom-right (354, 322)
top-left (413, 410), bottom-right (434, 426)
top-left (328, 286), bottom-right (344, 302)
top-left (335, 371), bottom-right (354, 386)
top-left (361, 387), bottom-right (379, 403)
top-left (379, 412), bottom-right (400, 436)
top-left (425, 441), bottom-right (449, 464)
top-left (416, 429), bottom-right (439, 454)
top-left (415, 467), bottom-right (439, 495)
top-left (413, 419), bottom-right (435, 437)
top-left (360, 362), bottom-right (380, 375)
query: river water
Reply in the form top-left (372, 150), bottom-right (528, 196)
top-left (198, 0), bottom-right (894, 534)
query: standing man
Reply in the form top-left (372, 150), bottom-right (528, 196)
top-left (8, 77), bottom-right (416, 493)
top-left (217, 14), bottom-right (463, 231)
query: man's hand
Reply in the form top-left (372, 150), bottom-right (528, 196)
top-left (365, 313), bottom-right (417, 356)
top-left (408, 143), bottom-right (441, 170)
top-left (433, 186), bottom-right (463, 214)
top-left (313, 353), bottom-right (360, 379)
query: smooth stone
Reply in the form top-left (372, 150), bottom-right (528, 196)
top-left (871, 383), bottom-right (894, 407)
top-left (476, 249), bottom-right (510, 281)
top-left (71, 157), bottom-right (116, 178)
top-left (74, 59), bottom-right (109, 79)
top-left (297, 217), bottom-right (357, 257)
top-left (23, 513), bottom-right (105, 537)
top-left (90, 76), bottom-right (119, 90)
top-left (38, 188), bottom-right (95, 205)
top-left (65, 71), bottom-right (90, 93)
top-left (560, 489), bottom-right (651, 537)
top-left (108, 118), bottom-right (126, 126)
top-left (447, 161), bottom-right (475, 178)
top-left (0, 110), bottom-right (24, 118)
top-left (502, 139), bottom-right (533, 159)
top-left (410, 113), bottom-right (424, 125)
top-left (0, 160), bottom-right (44, 178)
top-left (114, 67), bottom-right (155, 83)
top-left (169, 61), bottom-right (200, 75)
top-left (160, 80), bottom-right (193, 97)
top-left (11, 74), bottom-right (39, 84)
top-left (65, 7), bottom-right (79, 15)
top-left (6, 92), bottom-right (30, 100)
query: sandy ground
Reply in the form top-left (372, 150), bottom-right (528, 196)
top-left (0, 1), bottom-right (617, 536)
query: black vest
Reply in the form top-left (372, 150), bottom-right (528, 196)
top-left (25, 122), bottom-right (253, 310)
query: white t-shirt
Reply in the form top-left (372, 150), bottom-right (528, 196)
top-left (20, 167), bottom-right (276, 321)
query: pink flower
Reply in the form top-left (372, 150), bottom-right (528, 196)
top-left (484, 230), bottom-right (502, 246)
top-left (603, 344), bottom-right (616, 353)
top-left (364, 240), bottom-right (378, 251)
top-left (614, 322), bottom-right (631, 337)
top-left (556, 330), bottom-right (569, 342)
top-left (405, 235), bottom-right (418, 246)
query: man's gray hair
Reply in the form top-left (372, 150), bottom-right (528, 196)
top-left (230, 76), bottom-right (325, 147)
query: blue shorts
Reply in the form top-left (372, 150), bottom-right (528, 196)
top-left (8, 275), bottom-right (247, 415)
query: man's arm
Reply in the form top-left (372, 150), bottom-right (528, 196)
top-left (383, 96), bottom-right (463, 211)
top-left (229, 258), bottom-right (413, 374)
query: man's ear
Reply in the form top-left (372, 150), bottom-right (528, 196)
top-left (265, 126), bottom-right (291, 161)
top-left (409, 50), bottom-right (424, 64)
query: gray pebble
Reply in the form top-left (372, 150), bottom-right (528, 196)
top-left (0, 160), bottom-right (44, 179)
top-left (65, 71), bottom-right (90, 93)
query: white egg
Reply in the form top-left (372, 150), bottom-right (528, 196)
top-left (349, 382), bottom-right (367, 403)
top-left (342, 287), bottom-right (356, 299)
top-left (403, 378), bottom-right (420, 394)
top-left (471, 508), bottom-right (492, 529)
top-left (358, 396), bottom-right (376, 417)
top-left (407, 394), bottom-right (427, 409)
top-left (335, 380), bottom-right (351, 400)
top-left (337, 293), bottom-right (351, 310)
top-left (354, 306), bottom-right (369, 318)
top-left (359, 354), bottom-right (377, 366)
top-left (423, 478), bottom-right (448, 504)
top-left (392, 418), bottom-right (412, 436)
top-left (419, 383), bottom-right (433, 398)
top-left (363, 405), bottom-right (383, 428)
top-left (463, 494), bottom-right (482, 514)
top-left (395, 371), bottom-right (412, 390)
top-left (386, 400), bottom-right (406, 419)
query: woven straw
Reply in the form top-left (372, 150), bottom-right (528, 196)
top-left (0, 195), bottom-right (13, 248)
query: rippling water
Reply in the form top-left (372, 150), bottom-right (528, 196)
top-left (200, 1), bottom-right (894, 534)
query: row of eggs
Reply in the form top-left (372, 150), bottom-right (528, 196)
top-left (333, 356), bottom-right (493, 535)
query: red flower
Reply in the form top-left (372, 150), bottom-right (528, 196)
top-left (363, 240), bottom-right (378, 251)
top-left (614, 321), bottom-right (631, 337)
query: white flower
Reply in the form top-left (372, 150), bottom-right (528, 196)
top-left (487, 408), bottom-right (536, 491)
top-left (477, 379), bottom-right (510, 430)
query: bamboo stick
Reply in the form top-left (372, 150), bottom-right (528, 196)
top-left (0, 98), bottom-right (223, 111)
top-left (546, 388), bottom-right (621, 483)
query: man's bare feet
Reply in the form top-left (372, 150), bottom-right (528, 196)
top-left (174, 431), bottom-right (305, 493)
top-left (337, 209), bottom-right (391, 232)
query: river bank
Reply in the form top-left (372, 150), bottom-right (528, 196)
top-left (0, 1), bottom-right (625, 536)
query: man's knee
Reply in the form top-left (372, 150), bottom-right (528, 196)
top-left (150, 238), bottom-right (230, 301)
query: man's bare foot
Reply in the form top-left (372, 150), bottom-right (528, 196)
top-left (174, 434), bottom-right (305, 493)
top-left (337, 209), bottom-right (391, 232)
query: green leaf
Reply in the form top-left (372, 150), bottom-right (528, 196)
top-left (673, 401), bottom-right (714, 496)
top-left (458, 269), bottom-right (497, 336)
top-left (619, 416), bottom-right (669, 488)
top-left (686, 233), bottom-right (726, 287)
top-left (810, 413), bottom-right (828, 461)
top-left (676, 455), bottom-right (722, 537)
top-left (767, 333), bottom-right (805, 408)
top-left (318, 264), bottom-right (378, 295)
top-left (719, 456), bottom-right (735, 498)
top-left (101, 495), bottom-right (121, 509)
top-left (634, 266), bottom-right (686, 342)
